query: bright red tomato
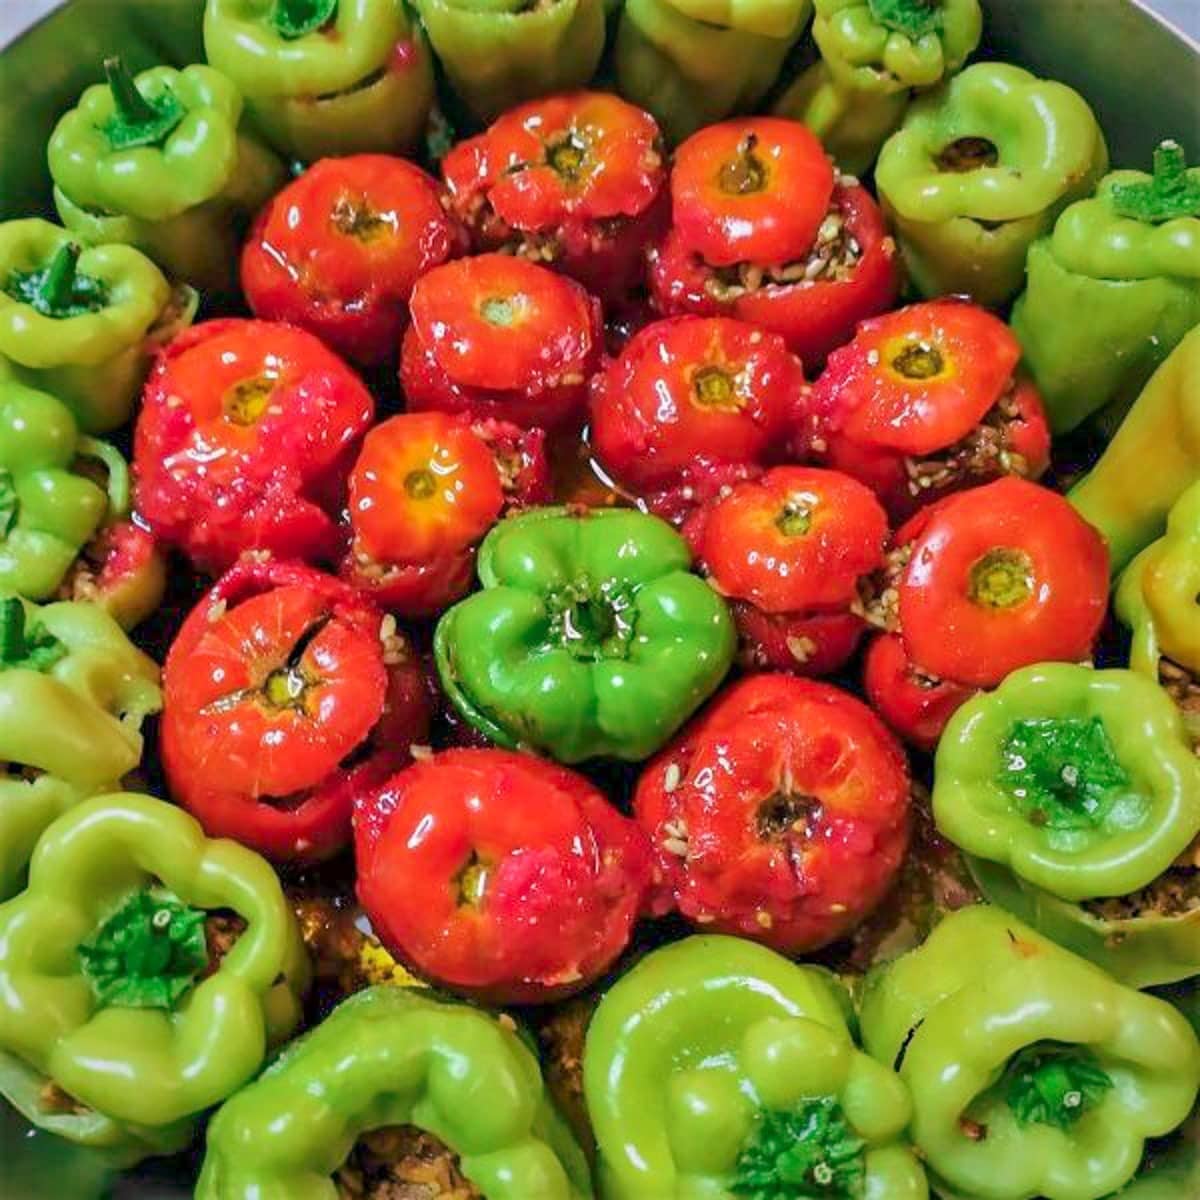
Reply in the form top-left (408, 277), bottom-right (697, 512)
top-left (241, 155), bottom-right (462, 364)
top-left (896, 478), bottom-right (1110, 688)
top-left (401, 254), bottom-right (603, 429)
top-left (442, 91), bottom-right (667, 303)
top-left (589, 316), bottom-right (804, 492)
top-left (650, 183), bottom-right (900, 370)
top-left (863, 633), bottom-right (979, 752)
top-left (636, 674), bottom-right (911, 954)
top-left (670, 117), bottom-right (835, 267)
top-left (355, 748), bottom-right (653, 1003)
top-left (342, 411), bottom-right (547, 615)
top-left (134, 319), bottom-right (374, 574)
top-left (162, 558), bottom-right (430, 862)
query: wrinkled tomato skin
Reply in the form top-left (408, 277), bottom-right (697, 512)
top-left (355, 748), bottom-right (653, 1004)
top-left (896, 478), bottom-right (1110, 688)
top-left (650, 185), bottom-right (899, 371)
top-left (690, 466), bottom-right (887, 675)
top-left (636, 674), bottom-right (910, 954)
top-left (134, 319), bottom-right (374, 575)
top-left (863, 633), bottom-right (978, 752)
top-left (162, 557), bottom-right (429, 863)
top-left (654, 459), bottom-right (766, 532)
top-left (401, 254), bottom-right (603, 430)
top-left (443, 92), bottom-right (667, 304)
top-left (241, 155), bottom-right (462, 365)
top-left (589, 316), bottom-right (805, 492)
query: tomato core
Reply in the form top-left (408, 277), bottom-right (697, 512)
top-left (454, 853), bottom-right (491, 908)
top-left (480, 295), bottom-right (522, 327)
top-left (968, 547), bottom-right (1035, 609)
top-left (717, 135), bottom-right (768, 196)
top-left (774, 492), bottom-right (816, 538)
top-left (691, 365), bottom-right (742, 411)
top-left (890, 341), bottom-right (946, 381)
top-left (547, 131), bottom-right (589, 182)
top-left (403, 467), bottom-right (437, 499)
top-left (222, 376), bottom-right (275, 426)
top-left (329, 194), bottom-right (395, 242)
top-left (755, 791), bottom-right (819, 840)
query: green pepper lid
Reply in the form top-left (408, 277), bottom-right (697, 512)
top-left (868, 0), bottom-right (944, 38)
top-left (101, 57), bottom-right (185, 151)
top-left (78, 888), bottom-right (209, 1010)
top-left (5, 242), bottom-right (109, 319)
top-left (0, 598), bottom-right (68, 672)
top-left (1112, 140), bottom-right (1200, 223)
top-left (1003, 1043), bottom-right (1114, 1130)
top-left (270, 0), bottom-right (339, 39)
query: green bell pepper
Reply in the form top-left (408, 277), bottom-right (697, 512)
top-left (203, 0), bottom-right (435, 161)
top-left (1011, 141), bottom-right (1200, 434)
top-left (968, 854), bottom-right (1200, 989)
top-left (933, 663), bottom-right (1200, 902)
top-left (860, 905), bottom-right (1200, 1200)
top-left (0, 373), bottom-right (129, 602)
top-left (49, 58), bottom-right (284, 296)
top-left (583, 934), bottom-right (928, 1200)
top-left (0, 594), bottom-right (161, 900)
top-left (1070, 324), bottom-right (1200, 574)
top-left (434, 506), bottom-right (735, 764)
top-left (0, 220), bottom-right (195, 434)
top-left (1117, 478), bottom-right (1200, 744)
top-left (416, 0), bottom-right (606, 125)
top-left (875, 62), bottom-right (1108, 306)
top-left (0, 791), bottom-right (309, 1160)
top-left (773, 0), bottom-right (982, 176)
top-left (1109, 1122), bottom-right (1199, 1200)
top-left (615, 0), bottom-right (809, 144)
top-left (197, 984), bottom-right (592, 1199)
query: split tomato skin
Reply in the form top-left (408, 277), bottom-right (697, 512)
top-left (691, 466), bottom-right (889, 675)
top-left (401, 254), bottom-right (603, 429)
top-left (809, 299), bottom-right (1051, 516)
top-left (863, 633), bottom-right (979, 752)
top-left (588, 316), bottom-right (805, 492)
top-left (895, 477), bottom-right (1110, 688)
top-left (354, 748), bottom-right (653, 1004)
top-left (442, 91), bottom-right (667, 304)
top-left (134, 319), bottom-right (374, 574)
top-left (650, 183), bottom-right (900, 371)
top-left (341, 411), bottom-right (547, 616)
top-left (161, 557), bottom-right (430, 863)
top-left (635, 673), bottom-right (911, 954)
top-left (241, 155), bottom-right (462, 365)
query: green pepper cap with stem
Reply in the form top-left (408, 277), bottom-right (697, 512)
top-left (101, 57), bottom-right (185, 151)
top-left (1003, 1043), bottom-right (1114, 1130)
top-left (868, 0), bottom-right (944, 38)
top-left (5, 242), bottom-right (109, 319)
top-left (1112, 140), bottom-right (1200, 224)
top-left (270, 0), bottom-right (339, 40)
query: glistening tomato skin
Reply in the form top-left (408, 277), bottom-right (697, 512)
top-left (241, 155), bottom-right (463, 365)
top-left (689, 466), bottom-right (889, 675)
top-left (895, 477), bottom-right (1109, 688)
top-left (588, 316), bottom-right (805, 492)
top-left (354, 749), bottom-right (653, 1004)
top-left (635, 674), bottom-right (911, 954)
top-left (340, 411), bottom-right (549, 616)
top-left (863, 633), bottom-right (978, 752)
top-left (134, 319), bottom-right (375, 574)
top-left (442, 91), bottom-right (667, 304)
top-left (162, 557), bottom-right (430, 863)
top-left (807, 300), bottom-right (1051, 516)
top-left (650, 184), bottom-right (899, 371)
top-left (401, 254), bottom-right (603, 430)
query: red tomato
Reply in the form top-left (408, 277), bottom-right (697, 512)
top-left (241, 155), bottom-right (462, 364)
top-left (162, 558), bottom-right (430, 863)
top-left (650, 184), bottom-right (900, 370)
top-left (650, 458), bottom-right (766, 531)
top-left (134, 319), bottom-right (374, 574)
top-left (589, 316), bottom-right (804, 491)
top-left (342, 411), bottom-right (546, 615)
top-left (729, 603), bottom-right (867, 676)
top-left (355, 748), bottom-right (653, 1003)
top-left (442, 92), bottom-right (667, 303)
top-left (636, 674), bottom-right (910, 954)
top-left (401, 254), bottom-right (602, 429)
top-left (863, 633), bottom-right (978, 752)
top-left (671, 117), bottom-right (835, 267)
top-left (896, 478), bottom-right (1110, 688)
top-left (58, 519), bottom-right (163, 629)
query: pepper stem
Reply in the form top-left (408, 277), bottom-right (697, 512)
top-left (1111, 139), bottom-right (1200, 223)
top-left (104, 56), bottom-right (160, 126)
top-left (37, 243), bottom-right (82, 314)
top-left (868, 0), bottom-right (944, 39)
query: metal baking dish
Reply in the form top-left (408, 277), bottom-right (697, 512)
top-left (0, 1), bottom-right (1196, 1196)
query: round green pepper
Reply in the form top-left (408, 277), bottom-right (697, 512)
top-left (860, 905), bottom-right (1200, 1200)
top-left (875, 62), bottom-right (1107, 306)
top-left (933, 664), bottom-right (1200, 902)
top-left (0, 220), bottom-right (193, 433)
top-left (434, 506), bottom-right (735, 763)
top-left (583, 935), bottom-right (928, 1200)
top-left (197, 985), bottom-right (592, 1199)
